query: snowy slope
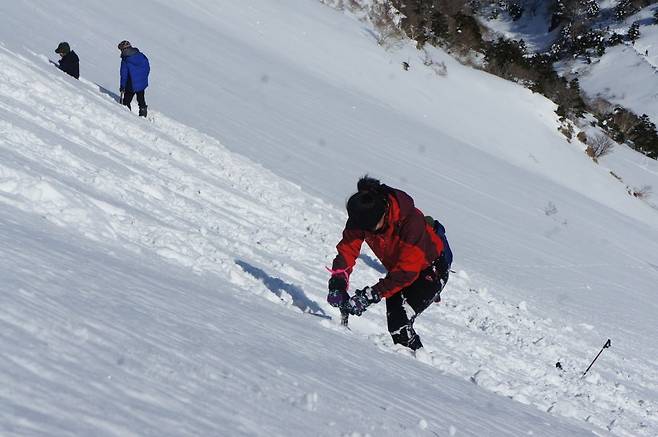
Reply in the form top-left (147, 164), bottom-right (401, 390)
top-left (2, 0), bottom-right (658, 435)
top-left (3, 0), bottom-right (656, 220)
top-left (478, 0), bottom-right (559, 52)
top-left (568, 5), bottom-right (658, 125)
top-left (0, 46), bottom-right (598, 437)
top-left (486, 2), bottom-right (658, 126)
top-left (479, 1), bottom-right (658, 213)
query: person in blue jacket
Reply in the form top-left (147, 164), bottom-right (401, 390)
top-left (118, 40), bottom-right (150, 117)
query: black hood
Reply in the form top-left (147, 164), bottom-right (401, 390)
top-left (120, 47), bottom-right (140, 58)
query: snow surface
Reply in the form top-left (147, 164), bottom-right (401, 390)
top-left (0, 44), bottom-right (597, 437)
top-left (1, 0), bottom-right (658, 435)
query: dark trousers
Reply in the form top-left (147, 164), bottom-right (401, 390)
top-left (386, 259), bottom-right (449, 350)
top-left (122, 90), bottom-right (146, 109)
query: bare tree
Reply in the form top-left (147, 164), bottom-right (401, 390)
top-left (421, 48), bottom-right (448, 76)
top-left (368, 1), bottom-right (404, 47)
top-left (588, 97), bottom-right (613, 115)
top-left (613, 109), bottom-right (638, 137)
top-left (587, 133), bottom-right (614, 159)
top-left (543, 201), bottom-right (558, 216)
top-left (631, 185), bottom-right (652, 199)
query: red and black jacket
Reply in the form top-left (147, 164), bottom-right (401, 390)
top-left (331, 186), bottom-right (444, 299)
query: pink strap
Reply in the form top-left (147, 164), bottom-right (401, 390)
top-left (326, 266), bottom-right (350, 290)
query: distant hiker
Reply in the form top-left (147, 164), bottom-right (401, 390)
top-left (54, 42), bottom-right (79, 79)
top-left (646, 49), bottom-right (649, 56)
top-left (118, 40), bottom-right (150, 117)
top-left (327, 176), bottom-right (452, 351)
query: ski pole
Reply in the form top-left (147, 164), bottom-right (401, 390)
top-left (583, 339), bottom-right (611, 377)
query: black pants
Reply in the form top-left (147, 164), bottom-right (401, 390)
top-left (122, 90), bottom-right (146, 109)
top-left (386, 258), bottom-right (449, 350)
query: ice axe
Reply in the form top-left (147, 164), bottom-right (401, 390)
top-left (325, 266), bottom-right (351, 327)
top-left (583, 339), bottom-right (611, 377)
top-left (340, 308), bottom-right (349, 327)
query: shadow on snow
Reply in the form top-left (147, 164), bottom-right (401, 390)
top-left (358, 253), bottom-right (387, 274)
top-left (235, 260), bottom-right (329, 319)
top-left (95, 83), bottom-right (121, 103)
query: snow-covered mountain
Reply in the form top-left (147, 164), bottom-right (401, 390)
top-left (481, 0), bottom-right (658, 125)
top-left (571, 5), bottom-right (658, 124)
top-left (2, 1), bottom-right (658, 435)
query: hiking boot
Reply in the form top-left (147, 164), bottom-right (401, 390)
top-left (138, 106), bottom-right (148, 117)
top-left (391, 325), bottom-right (423, 351)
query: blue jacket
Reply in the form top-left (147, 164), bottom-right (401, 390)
top-left (120, 48), bottom-right (150, 92)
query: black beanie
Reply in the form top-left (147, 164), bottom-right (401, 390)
top-left (346, 190), bottom-right (387, 230)
top-left (55, 42), bottom-right (70, 54)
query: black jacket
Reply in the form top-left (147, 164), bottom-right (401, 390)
top-left (58, 51), bottom-right (79, 79)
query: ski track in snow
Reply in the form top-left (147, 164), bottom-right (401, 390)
top-left (0, 39), bottom-right (657, 437)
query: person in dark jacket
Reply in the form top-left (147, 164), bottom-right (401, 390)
top-left (55, 42), bottom-right (79, 79)
top-left (118, 40), bottom-right (150, 117)
top-left (327, 176), bottom-right (452, 351)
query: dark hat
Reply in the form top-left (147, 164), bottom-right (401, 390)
top-left (55, 42), bottom-right (70, 54)
top-left (117, 40), bottom-right (132, 50)
top-left (346, 190), bottom-right (388, 231)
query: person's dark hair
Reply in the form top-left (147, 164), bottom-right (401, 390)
top-left (356, 175), bottom-right (382, 193)
top-left (346, 176), bottom-right (387, 230)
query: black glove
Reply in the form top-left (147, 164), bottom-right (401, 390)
top-left (327, 275), bottom-right (348, 308)
top-left (347, 286), bottom-right (380, 316)
top-left (328, 275), bottom-right (347, 292)
top-left (327, 289), bottom-right (349, 308)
